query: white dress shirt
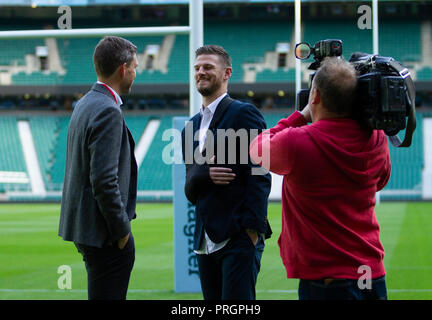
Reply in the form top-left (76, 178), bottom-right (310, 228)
top-left (194, 92), bottom-right (230, 255)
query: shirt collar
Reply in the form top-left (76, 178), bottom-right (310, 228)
top-left (200, 92), bottom-right (227, 117)
top-left (97, 81), bottom-right (123, 107)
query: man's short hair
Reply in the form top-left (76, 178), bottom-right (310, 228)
top-left (93, 36), bottom-right (137, 78)
top-left (313, 57), bottom-right (357, 115)
top-left (195, 45), bottom-right (232, 68)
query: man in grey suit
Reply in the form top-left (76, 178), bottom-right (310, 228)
top-left (59, 36), bottom-right (139, 300)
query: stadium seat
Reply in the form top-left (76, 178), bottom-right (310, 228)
top-left (417, 67), bottom-right (432, 80)
top-left (29, 116), bottom-right (59, 191)
top-left (138, 116), bottom-right (173, 191)
top-left (0, 117), bottom-right (31, 192)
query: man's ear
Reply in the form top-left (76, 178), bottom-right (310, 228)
top-left (118, 63), bottom-right (127, 78)
top-left (311, 87), bottom-right (321, 105)
top-left (224, 67), bottom-right (232, 81)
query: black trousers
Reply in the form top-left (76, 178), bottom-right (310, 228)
top-left (74, 234), bottom-right (135, 300)
top-left (196, 230), bottom-right (264, 300)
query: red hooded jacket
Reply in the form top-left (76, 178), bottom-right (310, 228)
top-left (250, 111), bottom-right (391, 279)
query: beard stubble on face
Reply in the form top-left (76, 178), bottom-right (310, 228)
top-left (119, 76), bottom-right (134, 95)
top-left (196, 74), bottom-right (223, 97)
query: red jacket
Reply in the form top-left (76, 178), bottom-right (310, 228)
top-left (250, 111), bottom-right (391, 279)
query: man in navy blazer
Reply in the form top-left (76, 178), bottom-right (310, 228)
top-left (181, 45), bottom-right (272, 300)
top-left (59, 36), bottom-right (138, 300)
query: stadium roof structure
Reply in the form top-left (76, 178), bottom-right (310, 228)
top-left (0, 0), bottom-right (417, 6)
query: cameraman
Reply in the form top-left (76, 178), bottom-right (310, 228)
top-left (249, 57), bottom-right (391, 300)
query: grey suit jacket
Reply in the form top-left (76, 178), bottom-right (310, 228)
top-left (59, 83), bottom-right (138, 248)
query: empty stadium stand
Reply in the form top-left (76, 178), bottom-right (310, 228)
top-left (379, 20), bottom-right (421, 62)
top-left (0, 39), bottom-right (45, 66)
top-left (124, 115), bottom-right (149, 142)
top-left (0, 19), bottom-right (430, 87)
top-left (29, 116), bottom-right (58, 190)
top-left (256, 69), bottom-right (295, 83)
top-left (48, 116), bottom-right (69, 191)
top-left (0, 112), bottom-right (426, 201)
top-left (0, 13), bottom-right (430, 201)
top-left (137, 116), bottom-right (172, 193)
top-left (417, 67), bottom-right (432, 80)
top-left (12, 72), bottom-right (60, 85)
top-left (304, 20), bottom-right (373, 60)
top-left (384, 113), bottom-right (424, 200)
top-left (0, 117), bottom-right (31, 192)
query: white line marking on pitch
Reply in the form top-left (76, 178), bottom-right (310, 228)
top-left (0, 289), bottom-right (172, 293)
top-left (2, 289), bottom-right (432, 294)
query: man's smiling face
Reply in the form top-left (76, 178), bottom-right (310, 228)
top-left (194, 54), bottom-right (227, 97)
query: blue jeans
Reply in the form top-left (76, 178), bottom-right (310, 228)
top-left (298, 276), bottom-right (387, 300)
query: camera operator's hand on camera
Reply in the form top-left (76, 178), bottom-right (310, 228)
top-left (208, 156), bottom-right (236, 185)
top-left (300, 104), bottom-right (312, 123)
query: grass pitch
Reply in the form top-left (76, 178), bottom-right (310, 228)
top-left (0, 202), bottom-right (432, 300)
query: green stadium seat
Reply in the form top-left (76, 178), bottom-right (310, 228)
top-left (138, 116), bottom-right (173, 191)
top-left (12, 72), bottom-right (60, 85)
top-left (29, 116), bottom-right (59, 191)
top-left (382, 113), bottom-right (423, 200)
top-left (124, 115), bottom-right (149, 143)
top-left (0, 39), bottom-right (45, 66)
top-left (0, 117), bottom-right (31, 192)
top-left (417, 67), bottom-right (432, 81)
top-left (0, 20), bottom-right (424, 86)
top-left (205, 21), bottom-right (293, 83)
top-left (304, 19), bottom-right (373, 61)
top-left (379, 20), bottom-right (421, 62)
top-left (0, 112), bottom-right (425, 200)
top-left (256, 69), bottom-right (295, 82)
top-left (48, 117), bottom-right (70, 191)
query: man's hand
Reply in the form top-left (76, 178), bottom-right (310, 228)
top-left (208, 156), bottom-right (236, 185)
top-left (246, 229), bottom-right (259, 246)
top-left (118, 232), bottom-right (130, 250)
top-left (209, 167), bottom-right (236, 185)
top-left (300, 104), bottom-right (312, 123)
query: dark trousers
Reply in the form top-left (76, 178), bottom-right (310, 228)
top-left (74, 234), bottom-right (135, 300)
top-left (196, 230), bottom-right (264, 300)
top-left (298, 276), bottom-right (387, 300)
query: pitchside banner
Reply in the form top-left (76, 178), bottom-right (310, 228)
top-left (172, 117), bottom-right (201, 293)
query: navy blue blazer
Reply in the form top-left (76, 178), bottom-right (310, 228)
top-left (59, 83), bottom-right (138, 248)
top-left (181, 95), bottom-right (272, 250)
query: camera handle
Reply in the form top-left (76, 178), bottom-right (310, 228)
top-left (387, 60), bottom-right (417, 148)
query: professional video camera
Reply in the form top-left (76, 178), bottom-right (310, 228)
top-left (294, 39), bottom-right (416, 148)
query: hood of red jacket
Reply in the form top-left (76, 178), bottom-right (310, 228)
top-left (306, 118), bottom-right (389, 184)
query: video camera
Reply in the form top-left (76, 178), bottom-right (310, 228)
top-left (294, 39), bottom-right (416, 148)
